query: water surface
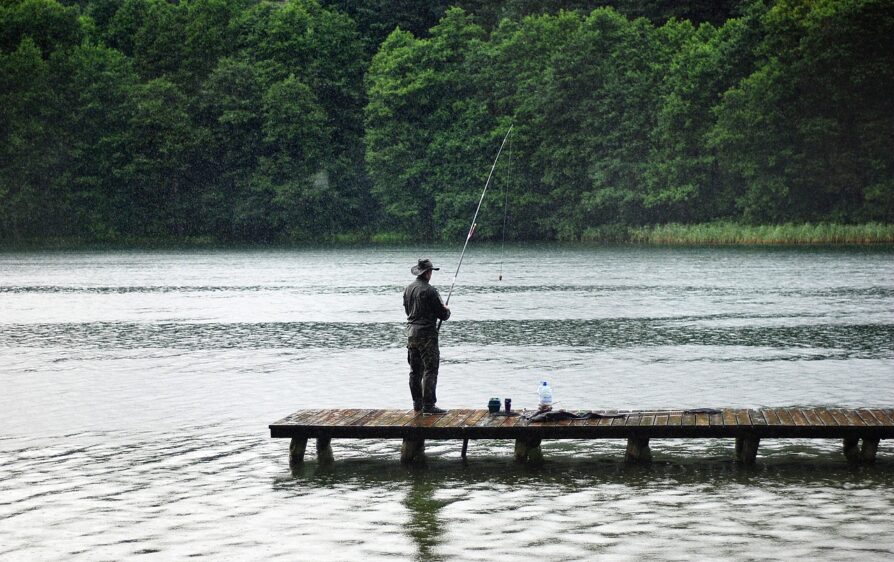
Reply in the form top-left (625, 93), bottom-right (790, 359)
top-left (1, 245), bottom-right (893, 560)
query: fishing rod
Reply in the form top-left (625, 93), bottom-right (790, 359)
top-left (438, 124), bottom-right (513, 332)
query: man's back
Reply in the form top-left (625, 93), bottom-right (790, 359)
top-left (404, 277), bottom-right (450, 337)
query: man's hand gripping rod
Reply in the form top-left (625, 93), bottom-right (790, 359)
top-left (437, 125), bottom-right (513, 332)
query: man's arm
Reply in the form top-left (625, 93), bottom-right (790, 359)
top-left (431, 288), bottom-right (450, 321)
top-left (403, 286), bottom-right (410, 316)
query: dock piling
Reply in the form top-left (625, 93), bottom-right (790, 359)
top-left (289, 437), bottom-right (308, 466)
top-left (861, 437), bottom-right (880, 463)
top-left (735, 434), bottom-right (760, 465)
top-left (843, 437), bottom-right (862, 462)
top-left (514, 438), bottom-right (543, 463)
top-left (625, 437), bottom-right (652, 463)
top-left (401, 438), bottom-right (425, 464)
top-left (316, 437), bottom-right (334, 464)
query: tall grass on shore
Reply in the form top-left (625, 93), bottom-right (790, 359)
top-left (620, 222), bottom-right (894, 245)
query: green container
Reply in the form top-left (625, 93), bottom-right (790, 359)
top-left (488, 398), bottom-right (501, 413)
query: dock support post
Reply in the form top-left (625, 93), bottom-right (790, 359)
top-left (289, 437), bottom-right (308, 466)
top-left (461, 438), bottom-right (469, 460)
top-left (843, 437), bottom-right (861, 463)
top-left (735, 434), bottom-right (760, 465)
top-left (316, 437), bottom-right (334, 465)
top-left (515, 438), bottom-right (543, 463)
top-left (625, 437), bottom-right (652, 463)
top-left (401, 438), bottom-right (425, 464)
top-left (861, 437), bottom-right (880, 464)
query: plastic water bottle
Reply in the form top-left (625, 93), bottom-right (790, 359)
top-left (538, 381), bottom-right (553, 409)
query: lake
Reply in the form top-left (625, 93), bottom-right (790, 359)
top-left (1, 245), bottom-right (893, 560)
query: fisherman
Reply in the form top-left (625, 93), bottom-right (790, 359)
top-left (404, 258), bottom-right (451, 415)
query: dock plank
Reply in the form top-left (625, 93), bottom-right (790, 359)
top-left (775, 408), bottom-right (795, 426)
top-left (870, 409), bottom-right (894, 426)
top-left (749, 410), bottom-right (768, 426)
top-left (828, 409), bottom-right (851, 426)
top-left (734, 409), bottom-right (751, 426)
top-left (722, 409), bottom-right (737, 426)
top-left (462, 410), bottom-right (488, 427)
top-left (270, 407), bottom-right (894, 443)
top-left (841, 410), bottom-right (866, 427)
top-left (790, 409), bottom-right (809, 426)
top-left (434, 409), bottom-right (470, 428)
top-left (597, 410), bottom-right (619, 427)
top-left (801, 408), bottom-right (823, 426)
top-left (855, 409), bottom-right (882, 426)
top-left (611, 412), bottom-right (630, 427)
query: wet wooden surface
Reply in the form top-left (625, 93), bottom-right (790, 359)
top-left (270, 408), bottom-right (894, 440)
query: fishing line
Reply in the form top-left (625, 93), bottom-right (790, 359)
top-left (438, 124), bottom-right (513, 332)
top-left (498, 134), bottom-right (512, 281)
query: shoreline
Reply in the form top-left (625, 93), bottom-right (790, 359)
top-left (1, 222), bottom-right (892, 250)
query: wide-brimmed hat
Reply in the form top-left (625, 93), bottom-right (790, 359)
top-left (411, 258), bottom-right (440, 276)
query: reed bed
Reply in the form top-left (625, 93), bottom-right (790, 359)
top-left (624, 222), bottom-right (894, 245)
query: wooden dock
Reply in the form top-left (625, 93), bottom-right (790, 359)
top-left (269, 407), bottom-right (894, 465)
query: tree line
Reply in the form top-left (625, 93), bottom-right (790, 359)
top-left (1, 0), bottom-right (891, 242)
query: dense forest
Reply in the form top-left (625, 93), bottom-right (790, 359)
top-left (1, 0), bottom-right (892, 242)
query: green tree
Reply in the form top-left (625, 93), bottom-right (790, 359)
top-left (117, 78), bottom-right (204, 236)
top-left (644, 14), bottom-right (760, 222)
top-left (0, 0), bottom-right (82, 56)
top-left (0, 38), bottom-right (63, 239)
top-left (710, 0), bottom-right (894, 223)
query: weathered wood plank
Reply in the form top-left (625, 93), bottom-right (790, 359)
top-left (612, 411), bottom-right (630, 427)
top-left (790, 409), bottom-right (809, 426)
top-left (762, 408), bottom-right (780, 426)
top-left (855, 409), bottom-right (882, 426)
top-left (722, 409), bottom-right (737, 426)
top-left (828, 409), bottom-right (851, 426)
top-left (331, 409), bottom-right (372, 426)
top-left (695, 413), bottom-right (710, 427)
top-left (434, 409), bottom-right (470, 428)
top-left (749, 410), bottom-right (768, 426)
top-left (775, 408), bottom-right (795, 426)
top-left (284, 409), bottom-right (326, 425)
top-left (815, 408), bottom-right (838, 426)
top-left (596, 410), bottom-right (620, 427)
top-left (801, 408), bottom-right (823, 426)
top-left (869, 409), bottom-right (894, 426)
top-left (371, 410), bottom-right (413, 427)
top-left (475, 413), bottom-right (507, 428)
top-left (841, 409), bottom-right (866, 427)
top-left (462, 409), bottom-right (489, 427)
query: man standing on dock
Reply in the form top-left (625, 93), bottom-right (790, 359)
top-left (404, 258), bottom-right (451, 415)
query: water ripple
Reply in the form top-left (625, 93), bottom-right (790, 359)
top-left (1, 320), bottom-right (891, 358)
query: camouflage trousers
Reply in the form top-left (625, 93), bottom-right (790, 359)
top-left (407, 335), bottom-right (440, 409)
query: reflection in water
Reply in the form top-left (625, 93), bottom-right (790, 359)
top-left (404, 471), bottom-right (446, 562)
